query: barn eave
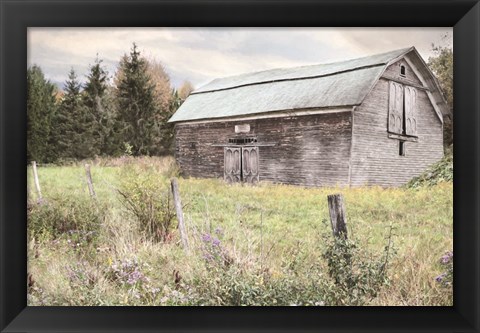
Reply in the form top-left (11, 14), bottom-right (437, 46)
top-left (171, 106), bottom-right (355, 125)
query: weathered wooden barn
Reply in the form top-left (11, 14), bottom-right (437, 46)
top-left (168, 47), bottom-right (449, 187)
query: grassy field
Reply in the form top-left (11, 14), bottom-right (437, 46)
top-left (27, 156), bottom-right (453, 306)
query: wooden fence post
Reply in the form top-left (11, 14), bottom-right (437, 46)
top-left (327, 194), bottom-right (348, 239)
top-left (170, 178), bottom-right (189, 251)
top-left (32, 161), bottom-right (42, 200)
top-left (84, 164), bottom-right (96, 198)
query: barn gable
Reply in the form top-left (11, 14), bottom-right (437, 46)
top-left (348, 49), bottom-right (446, 187)
top-left (383, 59), bottom-right (424, 87)
top-left (168, 47), bottom-right (448, 124)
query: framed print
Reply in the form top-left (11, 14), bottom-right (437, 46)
top-left (1, 0), bottom-right (479, 332)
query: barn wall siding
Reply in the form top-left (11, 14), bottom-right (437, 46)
top-left (382, 59), bottom-right (423, 86)
top-left (350, 75), bottom-right (443, 187)
top-left (174, 112), bottom-right (352, 187)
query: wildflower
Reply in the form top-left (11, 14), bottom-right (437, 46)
top-left (435, 273), bottom-right (446, 282)
top-left (214, 227), bottom-right (224, 236)
top-left (440, 251), bottom-right (453, 265)
top-left (212, 238), bottom-right (221, 247)
top-left (160, 296), bottom-right (169, 304)
top-left (150, 287), bottom-right (160, 295)
top-left (203, 253), bottom-right (214, 261)
top-left (202, 233), bottom-right (211, 242)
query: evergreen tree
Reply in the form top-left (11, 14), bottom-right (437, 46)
top-left (27, 65), bottom-right (58, 163)
top-left (160, 89), bottom-right (181, 155)
top-left (101, 86), bottom-right (124, 156)
top-left (83, 56), bottom-right (119, 156)
top-left (55, 69), bottom-right (95, 159)
top-left (115, 43), bottom-right (159, 156)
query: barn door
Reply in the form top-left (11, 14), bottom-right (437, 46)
top-left (388, 81), bottom-right (404, 134)
top-left (224, 147), bottom-right (259, 183)
top-left (224, 147), bottom-right (241, 183)
top-left (242, 147), bottom-right (259, 184)
top-left (404, 86), bottom-right (418, 136)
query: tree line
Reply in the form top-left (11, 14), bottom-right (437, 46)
top-left (27, 43), bottom-right (194, 163)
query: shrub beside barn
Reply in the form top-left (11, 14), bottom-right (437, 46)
top-left (168, 47), bottom-right (449, 187)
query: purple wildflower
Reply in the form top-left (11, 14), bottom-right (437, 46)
top-left (435, 273), bottom-right (446, 282)
top-left (212, 238), bottom-right (221, 247)
top-left (202, 233), bottom-right (211, 242)
top-left (203, 253), bottom-right (214, 261)
top-left (214, 227), bottom-right (224, 236)
top-left (440, 251), bottom-right (453, 265)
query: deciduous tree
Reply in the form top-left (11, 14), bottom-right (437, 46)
top-left (428, 39), bottom-right (453, 148)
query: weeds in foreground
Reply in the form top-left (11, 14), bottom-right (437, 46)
top-left (321, 221), bottom-right (396, 305)
top-left (434, 250), bottom-right (453, 305)
top-left (117, 167), bottom-right (176, 242)
top-left (28, 194), bottom-right (105, 245)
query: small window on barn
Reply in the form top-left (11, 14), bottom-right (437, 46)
top-left (400, 65), bottom-right (406, 77)
top-left (399, 141), bottom-right (406, 156)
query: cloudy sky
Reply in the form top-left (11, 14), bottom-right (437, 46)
top-left (27, 27), bottom-right (452, 91)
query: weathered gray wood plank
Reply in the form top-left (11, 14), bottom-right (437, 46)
top-left (84, 164), bottom-right (96, 198)
top-left (327, 194), bottom-right (348, 239)
top-left (170, 178), bottom-right (189, 251)
top-left (32, 161), bottom-right (42, 200)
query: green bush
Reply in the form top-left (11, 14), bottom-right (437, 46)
top-left (117, 169), bottom-right (175, 242)
top-left (27, 195), bottom-right (104, 242)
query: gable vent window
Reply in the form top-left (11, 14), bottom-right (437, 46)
top-left (400, 65), bottom-right (406, 77)
top-left (228, 137), bottom-right (258, 144)
top-left (388, 82), bottom-right (417, 137)
top-left (399, 141), bottom-right (406, 156)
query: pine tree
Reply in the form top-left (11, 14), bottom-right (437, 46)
top-left (83, 56), bottom-right (118, 156)
top-left (115, 43), bottom-right (159, 156)
top-left (27, 65), bottom-right (58, 163)
top-left (160, 89), bottom-right (182, 154)
top-left (55, 69), bottom-right (95, 160)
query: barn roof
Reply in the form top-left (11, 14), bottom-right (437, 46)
top-left (169, 47), bottom-right (446, 123)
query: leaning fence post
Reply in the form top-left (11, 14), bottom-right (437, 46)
top-left (327, 194), bottom-right (348, 239)
top-left (32, 161), bottom-right (42, 200)
top-left (170, 178), bottom-right (189, 251)
top-left (84, 164), bottom-right (96, 198)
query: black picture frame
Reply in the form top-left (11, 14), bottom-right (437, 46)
top-left (1, 0), bottom-right (479, 332)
